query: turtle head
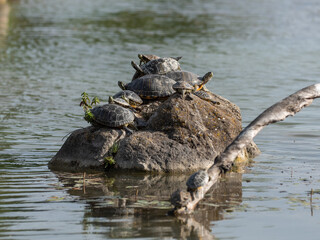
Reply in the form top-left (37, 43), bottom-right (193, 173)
top-left (118, 81), bottom-right (126, 90)
top-left (202, 72), bottom-right (214, 85)
top-left (108, 96), bottom-right (114, 104)
top-left (138, 54), bottom-right (145, 65)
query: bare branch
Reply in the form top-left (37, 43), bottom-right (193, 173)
top-left (171, 83), bottom-right (320, 215)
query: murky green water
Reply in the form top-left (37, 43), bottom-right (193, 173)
top-left (1, 0), bottom-right (320, 239)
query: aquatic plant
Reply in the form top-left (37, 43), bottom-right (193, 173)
top-left (80, 92), bottom-right (100, 123)
top-left (104, 156), bottom-right (115, 168)
top-left (104, 142), bottom-right (119, 168)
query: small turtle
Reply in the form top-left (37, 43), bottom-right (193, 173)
top-left (119, 74), bottom-right (176, 100)
top-left (170, 189), bottom-right (190, 209)
top-left (193, 91), bottom-right (220, 105)
top-left (113, 90), bottom-right (143, 107)
top-left (172, 81), bottom-right (195, 99)
top-left (131, 57), bottom-right (182, 80)
top-left (138, 54), bottom-right (160, 65)
top-left (186, 170), bottom-right (209, 193)
top-left (108, 96), bottom-right (131, 108)
top-left (164, 71), bottom-right (213, 91)
top-left (89, 104), bottom-right (135, 131)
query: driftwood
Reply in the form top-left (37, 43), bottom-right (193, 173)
top-left (171, 83), bottom-right (320, 215)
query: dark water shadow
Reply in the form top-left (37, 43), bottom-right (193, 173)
top-left (52, 170), bottom-right (243, 239)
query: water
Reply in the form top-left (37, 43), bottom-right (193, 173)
top-left (1, 0), bottom-right (320, 239)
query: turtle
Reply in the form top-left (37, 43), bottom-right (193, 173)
top-left (164, 71), bottom-right (213, 91)
top-left (131, 57), bottom-right (182, 80)
top-left (113, 90), bottom-right (143, 107)
top-left (170, 189), bottom-right (190, 209)
top-left (118, 74), bottom-right (176, 100)
top-left (172, 80), bottom-right (195, 99)
top-left (186, 170), bottom-right (209, 193)
top-left (89, 104), bottom-right (135, 131)
top-left (138, 54), bottom-right (160, 65)
top-left (108, 96), bottom-right (131, 108)
top-left (193, 90), bottom-right (220, 105)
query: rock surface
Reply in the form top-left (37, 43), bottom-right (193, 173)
top-left (49, 91), bottom-right (260, 172)
top-left (49, 127), bottom-right (124, 171)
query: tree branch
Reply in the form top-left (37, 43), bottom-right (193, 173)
top-left (171, 83), bottom-right (320, 215)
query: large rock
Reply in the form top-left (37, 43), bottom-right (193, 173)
top-left (49, 127), bottom-right (124, 171)
top-left (49, 92), bottom-right (260, 172)
top-left (115, 93), bottom-right (252, 172)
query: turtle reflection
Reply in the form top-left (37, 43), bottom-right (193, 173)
top-left (52, 170), bottom-right (243, 239)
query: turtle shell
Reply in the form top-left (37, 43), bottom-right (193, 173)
top-left (142, 57), bottom-right (181, 74)
top-left (193, 90), bottom-right (211, 100)
top-left (138, 54), bottom-right (160, 64)
top-left (132, 57), bottom-right (181, 80)
top-left (186, 170), bottom-right (209, 191)
top-left (113, 90), bottom-right (143, 105)
top-left (125, 74), bottom-right (176, 99)
top-left (90, 104), bottom-right (135, 128)
top-left (164, 71), bottom-right (203, 86)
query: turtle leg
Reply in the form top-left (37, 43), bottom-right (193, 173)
top-left (131, 61), bottom-right (145, 75)
top-left (135, 117), bottom-right (147, 129)
top-left (124, 122), bottom-right (138, 135)
top-left (210, 100), bottom-right (220, 105)
top-left (123, 126), bottom-right (134, 135)
top-left (186, 92), bottom-right (194, 100)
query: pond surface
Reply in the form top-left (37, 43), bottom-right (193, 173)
top-left (1, 0), bottom-right (320, 239)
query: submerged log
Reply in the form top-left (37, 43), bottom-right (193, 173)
top-left (171, 83), bottom-right (320, 215)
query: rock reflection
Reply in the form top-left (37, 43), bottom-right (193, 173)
top-left (52, 170), bottom-right (243, 239)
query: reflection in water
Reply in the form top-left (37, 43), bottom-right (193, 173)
top-left (0, 0), bottom-right (9, 45)
top-left (52, 171), bottom-right (243, 239)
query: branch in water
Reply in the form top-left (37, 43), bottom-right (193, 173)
top-left (171, 83), bottom-right (320, 215)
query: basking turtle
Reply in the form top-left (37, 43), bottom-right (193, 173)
top-left (193, 91), bottom-right (220, 105)
top-left (118, 74), bottom-right (176, 100)
top-left (113, 90), bottom-right (143, 107)
top-left (186, 170), bottom-right (209, 193)
top-left (131, 57), bottom-right (182, 80)
top-left (89, 104), bottom-right (135, 131)
top-left (164, 71), bottom-right (213, 91)
top-left (172, 81), bottom-right (195, 99)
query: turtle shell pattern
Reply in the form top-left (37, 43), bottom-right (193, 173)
top-left (193, 90), bottom-right (211, 100)
top-left (90, 104), bottom-right (135, 128)
top-left (113, 90), bottom-right (143, 105)
top-left (186, 170), bottom-right (209, 190)
top-left (164, 71), bottom-right (203, 86)
top-left (141, 57), bottom-right (181, 75)
top-left (125, 74), bottom-right (176, 99)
